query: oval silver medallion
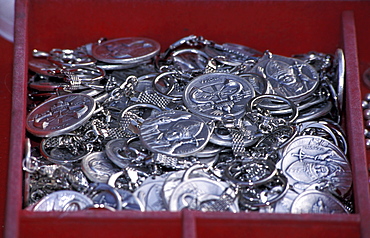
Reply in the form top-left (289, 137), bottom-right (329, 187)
top-left (92, 37), bottom-right (160, 64)
top-left (280, 135), bottom-right (352, 196)
top-left (168, 178), bottom-right (238, 212)
top-left (26, 94), bottom-right (95, 137)
top-left (183, 73), bottom-right (255, 120)
top-left (81, 152), bottom-right (121, 183)
top-left (33, 190), bottom-right (93, 212)
top-left (139, 110), bottom-right (211, 157)
top-left (291, 190), bottom-right (349, 214)
top-left (251, 54), bottom-right (319, 103)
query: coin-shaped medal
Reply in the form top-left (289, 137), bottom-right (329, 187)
top-left (291, 190), bottom-right (349, 214)
top-left (139, 110), bottom-right (211, 157)
top-left (33, 190), bottom-right (93, 212)
top-left (280, 136), bottom-right (352, 197)
top-left (183, 73), bottom-right (255, 120)
top-left (81, 152), bottom-right (121, 183)
top-left (92, 37), bottom-right (160, 64)
top-left (26, 94), bottom-right (95, 137)
top-left (250, 54), bottom-right (319, 103)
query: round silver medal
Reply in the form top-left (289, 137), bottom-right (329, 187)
top-left (28, 58), bottom-right (59, 76)
top-left (26, 94), bottom-right (96, 137)
top-left (91, 37), bottom-right (160, 64)
top-left (290, 190), bottom-right (349, 214)
top-left (33, 190), bottom-right (93, 212)
top-left (139, 110), bottom-right (211, 157)
top-left (81, 152), bottom-right (122, 183)
top-left (183, 73), bottom-right (255, 120)
top-left (281, 135), bottom-right (347, 159)
top-left (251, 54), bottom-right (319, 103)
top-left (280, 135), bottom-right (352, 196)
top-left (162, 166), bottom-right (212, 208)
top-left (168, 178), bottom-right (238, 212)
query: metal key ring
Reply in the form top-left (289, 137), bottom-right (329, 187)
top-left (152, 70), bottom-right (188, 100)
top-left (63, 66), bottom-right (106, 83)
top-left (121, 103), bottom-right (163, 124)
top-left (85, 183), bottom-right (123, 211)
top-left (238, 171), bottom-right (289, 207)
top-left (22, 156), bottom-right (40, 173)
top-left (224, 159), bottom-right (277, 186)
top-left (246, 94), bottom-right (299, 123)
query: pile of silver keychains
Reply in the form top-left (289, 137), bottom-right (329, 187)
top-left (23, 35), bottom-right (353, 214)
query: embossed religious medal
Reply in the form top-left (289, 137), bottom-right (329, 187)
top-left (139, 110), bottom-right (211, 157)
top-left (168, 178), bottom-right (238, 212)
top-left (33, 190), bottom-right (94, 212)
top-left (183, 73), bottom-right (255, 120)
top-left (251, 53), bottom-right (319, 103)
top-left (26, 94), bottom-right (96, 137)
top-left (280, 135), bottom-right (352, 197)
top-left (81, 152), bottom-right (121, 183)
top-left (291, 190), bottom-right (349, 214)
top-left (91, 37), bottom-right (160, 64)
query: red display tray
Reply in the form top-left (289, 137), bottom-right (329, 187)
top-left (6, 0), bottom-right (370, 237)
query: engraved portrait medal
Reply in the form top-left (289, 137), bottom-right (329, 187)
top-left (92, 37), bottom-right (160, 64)
top-left (33, 190), bottom-right (94, 212)
top-left (291, 190), bottom-right (349, 214)
top-left (26, 94), bottom-right (96, 137)
top-left (139, 110), bottom-right (211, 157)
top-left (280, 135), bottom-right (352, 196)
top-left (251, 54), bottom-right (319, 102)
top-left (81, 152), bottom-right (121, 183)
top-left (168, 178), bottom-right (238, 212)
top-left (183, 73), bottom-right (255, 120)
